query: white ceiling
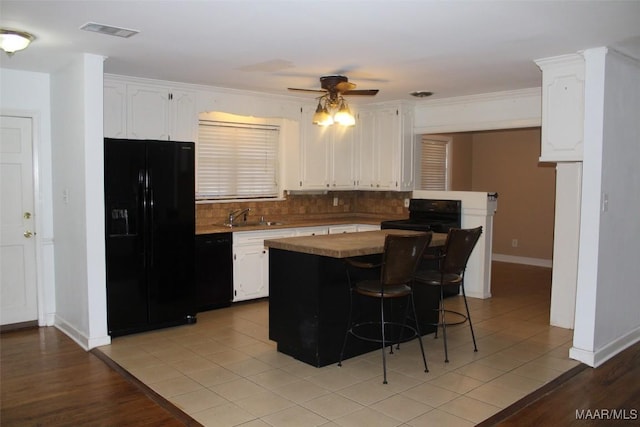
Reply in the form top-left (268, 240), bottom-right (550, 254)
top-left (2, 1), bottom-right (640, 104)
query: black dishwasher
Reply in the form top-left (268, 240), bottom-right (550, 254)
top-left (195, 232), bottom-right (233, 311)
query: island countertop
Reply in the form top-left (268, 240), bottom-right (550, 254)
top-left (264, 229), bottom-right (447, 258)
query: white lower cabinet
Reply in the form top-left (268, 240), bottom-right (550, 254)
top-left (356, 224), bottom-right (381, 232)
top-left (232, 229), bottom-right (294, 302)
top-left (295, 226), bottom-right (329, 236)
top-left (232, 223), bottom-right (379, 302)
top-left (328, 224), bottom-right (358, 234)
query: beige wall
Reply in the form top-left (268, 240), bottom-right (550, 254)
top-left (471, 128), bottom-right (555, 260)
top-left (449, 133), bottom-right (473, 191)
top-left (435, 127), bottom-right (556, 261)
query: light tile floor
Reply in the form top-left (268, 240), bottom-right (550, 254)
top-left (98, 262), bottom-right (578, 426)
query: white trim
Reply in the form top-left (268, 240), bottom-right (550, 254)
top-left (570, 326), bottom-right (640, 367)
top-left (55, 316), bottom-right (111, 351)
top-left (414, 87), bottom-right (542, 134)
top-left (492, 253), bottom-right (553, 268)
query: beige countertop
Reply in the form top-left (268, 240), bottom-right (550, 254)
top-left (264, 229), bottom-right (447, 259)
top-left (196, 214), bottom-right (393, 235)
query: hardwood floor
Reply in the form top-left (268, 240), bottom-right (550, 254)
top-left (483, 340), bottom-right (640, 426)
top-left (2, 262), bottom-right (639, 426)
top-left (0, 326), bottom-right (199, 426)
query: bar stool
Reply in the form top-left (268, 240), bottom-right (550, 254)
top-left (338, 232), bottom-right (432, 384)
top-left (413, 226), bottom-right (482, 363)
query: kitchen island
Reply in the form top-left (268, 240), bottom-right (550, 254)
top-left (265, 230), bottom-right (446, 367)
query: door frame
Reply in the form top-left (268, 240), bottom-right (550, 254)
top-left (1, 110), bottom-right (48, 327)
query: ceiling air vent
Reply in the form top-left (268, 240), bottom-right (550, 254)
top-left (80, 22), bottom-right (139, 38)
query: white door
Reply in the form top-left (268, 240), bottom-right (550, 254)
top-left (1, 116), bottom-right (38, 325)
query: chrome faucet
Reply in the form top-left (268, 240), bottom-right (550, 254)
top-left (228, 208), bottom-right (250, 226)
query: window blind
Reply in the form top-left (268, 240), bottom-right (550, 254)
top-left (197, 120), bottom-right (279, 199)
top-left (420, 137), bottom-right (448, 190)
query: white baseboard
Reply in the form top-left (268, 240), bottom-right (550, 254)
top-left (55, 315), bottom-right (111, 351)
top-left (492, 253), bottom-right (552, 268)
top-left (570, 326), bottom-right (640, 368)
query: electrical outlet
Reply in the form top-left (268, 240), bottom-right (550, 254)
top-left (404, 198), bottom-right (410, 208)
top-left (333, 197), bottom-right (339, 207)
top-left (511, 239), bottom-right (518, 248)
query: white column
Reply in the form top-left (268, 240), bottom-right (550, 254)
top-left (549, 162), bottom-right (582, 328)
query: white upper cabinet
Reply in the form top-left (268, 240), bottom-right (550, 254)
top-left (356, 104), bottom-right (415, 191)
top-left (104, 78), bottom-right (196, 141)
top-left (104, 80), bottom-right (127, 139)
top-left (289, 106), bottom-right (356, 190)
top-left (330, 124), bottom-right (356, 189)
top-left (356, 109), bottom-right (376, 189)
top-left (535, 54), bottom-right (585, 162)
top-left (128, 84), bottom-right (171, 140)
top-left (300, 106), bottom-right (331, 189)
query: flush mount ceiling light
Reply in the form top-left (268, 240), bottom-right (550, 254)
top-left (80, 22), bottom-right (139, 38)
top-left (0, 29), bottom-right (35, 56)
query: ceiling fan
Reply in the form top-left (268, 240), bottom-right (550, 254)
top-left (288, 75), bottom-right (379, 126)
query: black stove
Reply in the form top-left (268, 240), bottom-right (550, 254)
top-left (381, 199), bottom-right (461, 233)
top-left (381, 198), bottom-right (462, 298)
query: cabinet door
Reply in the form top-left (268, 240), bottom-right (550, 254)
top-left (399, 108), bottom-right (415, 190)
top-left (170, 90), bottom-right (197, 142)
top-left (331, 125), bottom-right (355, 189)
top-left (301, 112), bottom-right (331, 189)
top-left (357, 110), bottom-right (376, 189)
top-left (375, 107), bottom-right (399, 190)
top-left (104, 81), bottom-right (127, 138)
top-left (233, 244), bottom-right (268, 301)
top-left (127, 84), bottom-right (170, 140)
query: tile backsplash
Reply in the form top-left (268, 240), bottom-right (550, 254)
top-left (196, 191), bottom-right (410, 227)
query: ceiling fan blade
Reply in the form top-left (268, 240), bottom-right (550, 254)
top-left (335, 81), bottom-right (356, 92)
top-left (343, 89), bottom-right (379, 96)
top-left (287, 88), bottom-right (327, 94)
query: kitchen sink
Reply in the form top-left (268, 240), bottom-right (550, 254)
top-left (220, 221), bottom-right (285, 228)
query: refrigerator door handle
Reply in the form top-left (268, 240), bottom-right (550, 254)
top-left (138, 169), bottom-right (147, 269)
top-left (148, 168), bottom-right (154, 267)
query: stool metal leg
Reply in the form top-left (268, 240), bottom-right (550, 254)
top-left (380, 297), bottom-right (388, 384)
top-left (410, 292), bottom-right (429, 373)
top-left (460, 281), bottom-right (478, 352)
top-left (439, 284), bottom-right (449, 363)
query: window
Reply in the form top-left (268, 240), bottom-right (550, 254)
top-left (419, 136), bottom-right (449, 190)
top-left (197, 120), bottom-right (279, 200)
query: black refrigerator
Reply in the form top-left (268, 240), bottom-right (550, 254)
top-left (104, 138), bottom-right (196, 337)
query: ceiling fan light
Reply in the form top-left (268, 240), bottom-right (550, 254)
top-left (334, 100), bottom-right (355, 126)
top-left (313, 100), bottom-right (334, 126)
top-left (316, 112), bottom-right (334, 126)
top-left (0, 29), bottom-right (35, 56)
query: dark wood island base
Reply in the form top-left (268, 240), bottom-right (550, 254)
top-left (267, 230), bottom-right (446, 367)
